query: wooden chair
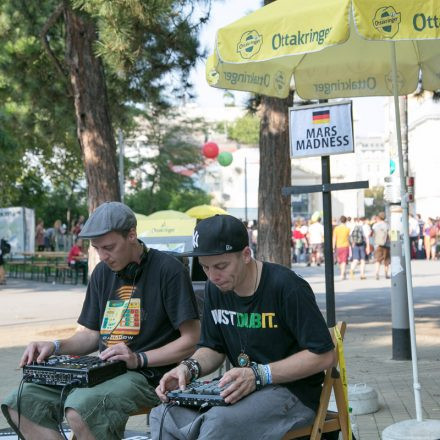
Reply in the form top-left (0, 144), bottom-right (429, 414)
top-left (282, 321), bottom-right (350, 440)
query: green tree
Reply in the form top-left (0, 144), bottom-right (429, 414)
top-left (227, 114), bottom-right (260, 145)
top-left (364, 187), bottom-right (385, 218)
top-left (0, 1), bottom-right (210, 213)
top-left (124, 108), bottom-right (211, 214)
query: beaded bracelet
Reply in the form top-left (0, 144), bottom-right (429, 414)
top-left (180, 358), bottom-right (201, 381)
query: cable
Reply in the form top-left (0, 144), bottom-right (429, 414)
top-left (158, 401), bottom-right (179, 440)
top-left (15, 374), bottom-right (30, 440)
top-left (58, 384), bottom-right (70, 440)
top-left (185, 404), bottom-right (207, 439)
top-left (101, 274), bottom-right (138, 348)
top-left (57, 381), bottom-right (79, 440)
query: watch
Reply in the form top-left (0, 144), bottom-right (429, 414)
top-left (53, 340), bottom-right (61, 356)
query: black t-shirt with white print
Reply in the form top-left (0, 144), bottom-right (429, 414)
top-left (199, 261), bottom-right (334, 411)
top-left (78, 248), bottom-right (199, 383)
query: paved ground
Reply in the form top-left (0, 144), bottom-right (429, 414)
top-left (0, 259), bottom-right (439, 439)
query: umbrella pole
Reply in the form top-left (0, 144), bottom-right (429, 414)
top-left (389, 42), bottom-right (423, 422)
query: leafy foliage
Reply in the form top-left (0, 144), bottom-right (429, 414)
top-left (226, 114), bottom-right (260, 145)
top-left (364, 186), bottom-right (385, 218)
top-left (124, 108), bottom-right (211, 214)
top-left (0, 0), bottom-right (211, 220)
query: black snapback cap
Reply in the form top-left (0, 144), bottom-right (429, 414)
top-left (181, 215), bottom-right (249, 257)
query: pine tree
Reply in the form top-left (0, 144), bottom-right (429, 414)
top-left (0, 0), bottom-right (209, 211)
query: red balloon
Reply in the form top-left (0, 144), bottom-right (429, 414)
top-left (202, 142), bottom-right (219, 159)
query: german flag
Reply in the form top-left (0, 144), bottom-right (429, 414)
top-left (312, 110), bottom-right (330, 124)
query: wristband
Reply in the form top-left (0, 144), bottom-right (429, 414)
top-left (139, 352), bottom-right (148, 368)
top-left (53, 340), bottom-right (61, 356)
top-left (135, 352), bottom-right (143, 369)
top-left (263, 364), bottom-right (272, 385)
top-left (250, 362), bottom-right (263, 390)
top-left (180, 358), bottom-right (201, 381)
top-left (257, 363), bottom-right (272, 386)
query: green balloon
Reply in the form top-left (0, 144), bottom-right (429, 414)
top-left (218, 151), bottom-right (233, 166)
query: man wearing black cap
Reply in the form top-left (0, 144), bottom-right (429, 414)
top-left (2, 202), bottom-right (200, 440)
top-left (150, 214), bottom-right (335, 440)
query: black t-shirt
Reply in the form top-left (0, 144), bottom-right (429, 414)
top-left (199, 262), bottom-right (334, 411)
top-left (78, 248), bottom-right (199, 381)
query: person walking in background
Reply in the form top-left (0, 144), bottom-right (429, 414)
top-left (53, 219), bottom-right (65, 251)
top-left (372, 212), bottom-right (390, 280)
top-left (361, 216), bottom-right (372, 262)
top-left (349, 218), bottom-right (369, 280)
top-left (292, 219), bottom-right (307, 264)
top-left (422, 217), bottom-right (435, 261)
top-left (408, 214), bottom-right (420, 259)
top-left (307, 217), bottom-right (324, 266)
top-left (0, 250), bottom-right (5, 286)
top-left (35, 219), bottom-right (45, 252)
top-left (424, 217), bottom-right (438, 261)
top-left (43, 225), bottom-right (55, 251)
top-left (71, 215), bottom-right (85, 238)
top-left (332, 216), bottom-right (350, 280)
top-left (416, 214), bottom-right (425, 259)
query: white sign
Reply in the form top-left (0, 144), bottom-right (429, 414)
top-left (289, 101), bottom-right (354, 158)
top-left (0, 207), bottom-right (35, 254)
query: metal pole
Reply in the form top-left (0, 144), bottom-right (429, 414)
top-left (244, 157), bottom-right (248, 222)
top-left (322, 155), bottom-right (335, 327)
top-left (118, 129), bottom-right (125, 202)
top-left (389, 204), bottom-right (411, 360)
top-left (390, 41), bottom-right (422, 421)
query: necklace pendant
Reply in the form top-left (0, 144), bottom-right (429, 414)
top-left (238, 352), bottom-right (250, 368)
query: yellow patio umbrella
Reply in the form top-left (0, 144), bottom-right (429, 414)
top-left (185, 205), bottom-right (228, 220)
top-left (135, 211), bottom-right (196, 253)
top-left (206, 0), bottom-right (440, 433)
top-left (135, 210), bottom-right (195, 237)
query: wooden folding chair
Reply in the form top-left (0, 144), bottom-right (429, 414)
top-left (282, 321), bottom-right (350, 440)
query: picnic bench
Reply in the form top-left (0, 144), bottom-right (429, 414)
top-left (6, 251), bottom-right (88, 285)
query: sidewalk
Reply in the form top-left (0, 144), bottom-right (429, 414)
top-left (1, 259), bottom-right (439, 439)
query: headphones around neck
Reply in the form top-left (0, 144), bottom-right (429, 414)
top-left (116, 241), bottom-right (149, 282)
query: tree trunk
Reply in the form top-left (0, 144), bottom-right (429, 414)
top-left (64, 5), bottom-right (120, 213)
top-left (257, 93), bottom-right (292, 267)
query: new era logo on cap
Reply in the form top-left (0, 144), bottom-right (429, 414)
top-left (181, 215), bottom-right (249, 257)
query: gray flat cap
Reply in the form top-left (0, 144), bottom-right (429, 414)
top-left (79, 202), bottom-right (137, 238)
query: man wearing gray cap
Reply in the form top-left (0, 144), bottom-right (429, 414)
top-left (2, 201), bottom-right (201, 440)
top-left (151, 214), bottom-right (335, 440)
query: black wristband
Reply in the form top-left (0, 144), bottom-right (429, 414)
top-left (135, 352), bottom-right (143, 369)
top-left (250, 362), bottom-right (263, 391)
top-left (140, 352), bottom-right (148, 368)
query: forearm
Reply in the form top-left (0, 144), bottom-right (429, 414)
top-left (268, 349), bottom-right (336, 384)
top-left (191, 346), bottom-right (226, 377)
top-left (142, 319), bottom-right (200, 367)
top-left (57, 326), bottom-right (100, 356)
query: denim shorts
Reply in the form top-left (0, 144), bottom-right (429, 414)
top-left (352, 244), bottom-right (366, 261)
top-left (2, 370), bottom-right (160, 440)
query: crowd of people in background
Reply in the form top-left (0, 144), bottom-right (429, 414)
top-left (34, 215), bottom-right (86, 252)
top-left (291, 213), bottom-right (440, 280)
